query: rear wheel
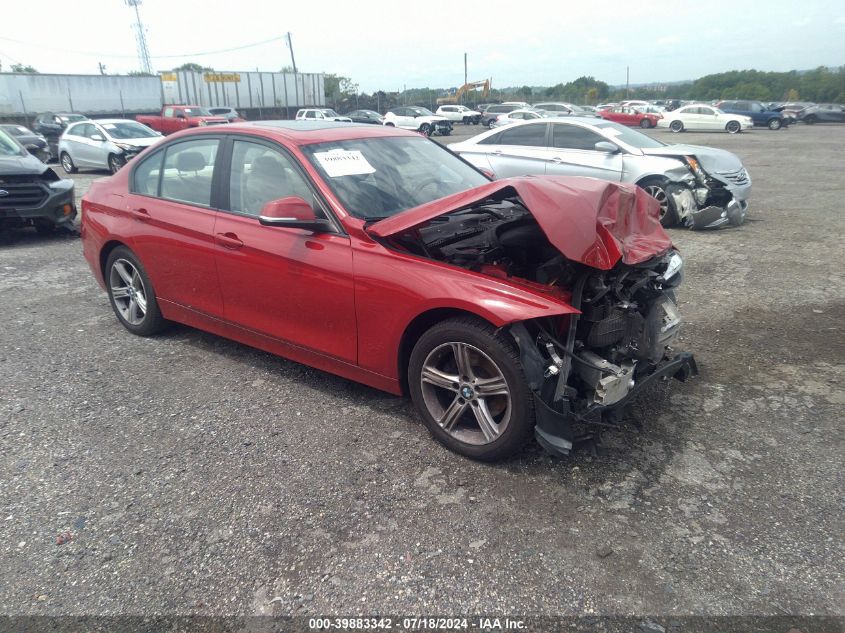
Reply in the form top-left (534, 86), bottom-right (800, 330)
top-left (639, 118), bottom-right (652, 128)
top-left (105, 246), bottom-right (167, 336)
top-left (726, 120), bottom-right (741, 134)
top-left (60, 152), bottom-right (77, 174)
top-left (669, 120), bottom-right (684, 133)
top-left (640, 177), bottom-right (680, 228)
top-left (409, 317), bottom-right (535, 461)
top-left (767, 118), bottom-right (782, 130)
top-left (804, 114), bottom-right (817, 125)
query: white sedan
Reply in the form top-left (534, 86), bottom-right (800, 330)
top-left (489, 109), bottom-right (546, 128)
top-left (658, 104), bottom-right (753, 134)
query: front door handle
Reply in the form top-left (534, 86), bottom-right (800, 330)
top-left (215, 232), bottom-right (244, 250)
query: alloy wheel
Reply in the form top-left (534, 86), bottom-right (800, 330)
top-left (61, 154), bottom-right (74, 172)
top-left (109, 259), bottom-right (148, 325)
top-left (419, 342), bottom-right (511, 446)
top-left (643, 184), bottom-right (669, 219)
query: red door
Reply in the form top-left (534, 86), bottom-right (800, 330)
top-left (212, 138), bottom-right (357, 363)
top-left (125, 136), bottom-right (224, 317)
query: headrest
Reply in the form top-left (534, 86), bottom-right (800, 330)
top-left (176, 151), bottom-right (206, 172)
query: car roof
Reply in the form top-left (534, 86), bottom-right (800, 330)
top-left (177, 120), bottom-right (415, 145)
top-left (89, 118), bottom-right (144, 125)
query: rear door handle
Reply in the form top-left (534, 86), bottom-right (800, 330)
top-left (215, 232), bottom-right (244, 250)
top-left (130, 207), bottom-right (150, 222)
top-left (549, 157), bottom-right (563, 164)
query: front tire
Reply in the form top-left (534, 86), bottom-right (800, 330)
top-left (108, 153), bottom-right (124, 174)
top-left (726, 120), bottom-right (741, 134)
top-left (639, 118), bottom-right (652, 129)
top-left (804, 115), bottom-right (817, 125)
top-left (640, 177), bottom-right (680, 228)
top-left (418, 123), bottom-right (432, 137)
top-left (408, 317), bottom-right (535, 461)
top-left (60, 152), bottom-right (77, 174)
top-left (767, 118), bottom-right (782, 130)
top-left (105, 246), bottom-right (167, 336)
top-left (669, 120), bottom-right (684, 133)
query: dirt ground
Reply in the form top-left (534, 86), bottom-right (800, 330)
top-left (0, 123), bottom-right (842, 625)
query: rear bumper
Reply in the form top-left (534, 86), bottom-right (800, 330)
top-left (534, 352), bottom-right (698, 457)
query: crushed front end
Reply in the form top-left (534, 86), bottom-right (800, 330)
top-left (509, 251), bottom-right (697, 456)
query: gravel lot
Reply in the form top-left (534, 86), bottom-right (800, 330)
top-left (0, 122), bottom-right (842, 622)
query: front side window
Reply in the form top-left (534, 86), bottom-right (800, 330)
top-left (160, 139), bottom-right (220, 207)
top-left (132, 149), bottom-right (164, 196)
top-left (552, 124), bottom-right (606, 151)
top-left (305, 111), bottom-right (317, 119)
top-left (228, 140), bottom-right (316, 217)
top-left (497, 123), bottom-right (548, 147)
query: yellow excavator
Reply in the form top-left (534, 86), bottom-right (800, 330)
top-left (436, 79), bottom-right (491, 105)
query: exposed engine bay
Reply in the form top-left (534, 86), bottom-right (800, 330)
top-left (386, 197), bottom-right (697, 455)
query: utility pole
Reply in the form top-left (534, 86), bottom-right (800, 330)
top-left (626, 66), bottom-right (630, 99)
top-left (286, 32), bottom-right (297, 74)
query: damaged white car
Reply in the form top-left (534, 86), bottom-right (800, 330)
top-left (450, 118), bottom-right (752, 229)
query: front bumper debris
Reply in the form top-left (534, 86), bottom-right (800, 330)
top-left (534, 352), bottom-right (699, 458)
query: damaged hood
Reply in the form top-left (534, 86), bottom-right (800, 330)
top-left (641, 144), bottom-right (744, 174)
top-left (367, 176), bottom-right (673, 270)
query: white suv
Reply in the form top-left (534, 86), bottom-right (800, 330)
top-left (295, 108), bottom-right (352, 122)
top-left (435, 105), bottom-right (482, 125)
top-left (382, 106), bottom-right (452, 136)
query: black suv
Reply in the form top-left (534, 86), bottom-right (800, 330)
top-left (0, 126), bottom-right (76, 234)
top-left (715, 101), bottom-right (789, 130)
top-left (33, 112), bottom-right (89, 159)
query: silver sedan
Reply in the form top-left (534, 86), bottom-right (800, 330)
top-left (59, 119), bottom-right (162, 174)
top-left (449, 118), bottom-right (752, 229)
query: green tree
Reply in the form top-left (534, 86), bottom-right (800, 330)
top-left (518, 85), bottom-right (533, 99)
top-left (173, 62), bottom-right (213, 72)
top-left (10, 63), bottom-right (38, 73)
top-left (127, 70), bottom-right (155, 77)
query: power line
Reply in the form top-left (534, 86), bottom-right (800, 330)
top-left (0, 34), bottom-right (285, 61)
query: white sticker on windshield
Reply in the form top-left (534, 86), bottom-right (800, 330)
top-left (102, 123), bottom-right (116, 130)
top-left (314, 149), bottom-right (375, 177)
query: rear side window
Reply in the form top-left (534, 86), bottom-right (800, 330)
top-left (159, 139), bottom-right (219, 207)
top-left (497, 123), bottom-right (548, 147)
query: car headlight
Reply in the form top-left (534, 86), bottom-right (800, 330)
top-left (115, 142), bottom-right (139, 151)
top-left (684, 156), bottom-right (708, 184)
top-left (198, 120), bottom-right (207, 126)
top-left (660, 251), bottom-right (684, 286)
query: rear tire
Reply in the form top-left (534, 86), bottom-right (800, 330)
top-left (408, 316), bottom-right (535, 461)
top-left (640, 177), bottom-right (680, 228)
top-left (105, 246), bottom-right (168, 337)
top-left (767, 118), bottom-right (782, 130)
top-left (60, 152), bottom-right (77, 174)
top-left (669, 120), bottom-right (684, 133)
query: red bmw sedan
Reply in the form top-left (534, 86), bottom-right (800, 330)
top-left (81, 121), bottom-right (696, 461)
top-left (599, 105), bottom-right (662, 129)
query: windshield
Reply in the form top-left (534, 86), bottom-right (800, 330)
top-left (594, 121), bottom-right (665, 149)
top-left (101, 121), bottom-right (159, 139)
top-left (321, 109), bottom-right (341, 117)
top-left (183, 107), bottom-right (212, 116)
top-left (301, 136), bottom-right (489, 220)
top-left (0, 127), bottom-right (26, 156)
top-left (409, 107), bottom-right (435, 116)
top-left (59, 114), bottom-right (86, 123)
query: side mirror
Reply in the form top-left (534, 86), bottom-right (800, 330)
top-left (259, 197), bottom-right (332, 232)
top-left (594, 141), bottom-right (619, 153)
top-left (91, 134), bottom-right (105, 142)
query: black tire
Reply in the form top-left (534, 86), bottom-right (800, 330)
top-left (105, 246), bottom-right (168, 337)
top-left (408, 316), bottom-right (535, 461)
top-left (767, 118), bottom-right (782, 130)
top-left (440, 128), bottom-right (451, 136)
top-left (418, 123), bottom-right (432, 136)
top-left (385, 122), bottom-right (395, 127)
top-left (108, 153), bottom-right (123, 174)
top-left (669, 120), bottom-right (684, 133)
top-left (639, 177), bottom-right (680, 228)
top-left (60, 152), bottom-right (77, 174)
top-left (804, 115), bottom-right (817, 125)
top-left (462, 117), bottom-right (471, 125)
top-left (639, 118), bottom-right (652, 129)
top-left (725, 120), bottom-right (741, 134)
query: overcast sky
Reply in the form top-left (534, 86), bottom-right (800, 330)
top-left (1, 0), bottom-right (843, 92)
